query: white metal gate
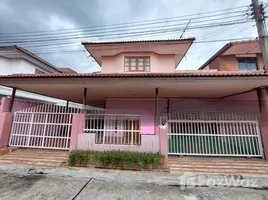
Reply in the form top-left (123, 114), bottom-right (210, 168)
top-left (167, 110), bottom-right (264, 158)
top-left (9, 104), bottom-right (83, 150)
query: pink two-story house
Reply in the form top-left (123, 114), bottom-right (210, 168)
top-left (0, 39), bottom-right (268, 164)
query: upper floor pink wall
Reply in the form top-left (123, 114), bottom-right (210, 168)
top-left (101, 52), bottom-right (176, 73)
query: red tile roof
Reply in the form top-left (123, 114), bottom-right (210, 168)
top-left (1, 71), bottom-right (267, 79)
top-left (81, 38), bottom-right (196, 45)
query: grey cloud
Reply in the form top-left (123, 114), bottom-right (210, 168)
top-left (0, 0), bottom-right (256, 72)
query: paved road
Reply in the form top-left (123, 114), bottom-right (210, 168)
top-left (1, 172), bottom-right (268, 200)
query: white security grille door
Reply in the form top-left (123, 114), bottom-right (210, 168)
top-left (167, 111), bottom-right (263, 158)
top-left (9, 104), bottom-right (82, 150)
top-left (84, 109), bottom-right (141, 145)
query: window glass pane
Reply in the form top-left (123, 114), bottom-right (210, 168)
top-left (247, 58), bottom-right (256, 63)
top-left (124, 57), bottom-right (150, 72)
top-left (247, 58), bottom-right (257, 70)
top-left (247, 62), bottom-right (257, 70)
top-left (237, 57), bottom-right (257, 70)
top-left (238, 62), bottom-right (247, 70)
top-left (138, 62), bottom-right (143, 66)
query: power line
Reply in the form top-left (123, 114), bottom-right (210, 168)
top-left (0, 20), bottom-right (253, 57)
top-left (0, 12), bottom-right (247, 41)
top-left (0, 6), bottom-right (248, 36)
top-left (190, 22), bottom-right (255, 52)
top-left (32, 24), bottom-right (242, 52)
top-left (0, 20), bottom-right (251, 46)
top-left (0, 37), bottom-right (257, 56)
top-left (33, 37), bottom-right (256, 54)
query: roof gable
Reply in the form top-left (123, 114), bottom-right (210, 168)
top-left (82, 38), bottom-right (195, 67)
top-left (199, 39), bottom-right (260, 70)
top-left (0, 46), bottom-right (62, 73)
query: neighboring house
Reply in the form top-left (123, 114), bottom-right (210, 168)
top-left (1, 39), bottom-right (268, 165)
top-left (0, 46), bottom-right (77, 103)
top-left (0, 45), bottom-right (62, 74)
top-left (199, 39), bottom-right (263, 71)
top-left (57, 67), bottom-right (77, 74)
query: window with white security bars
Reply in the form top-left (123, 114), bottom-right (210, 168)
top-left (84, 113), bottom-right (141, 145)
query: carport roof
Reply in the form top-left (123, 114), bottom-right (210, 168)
top-left (0, 71), bottom-right (267, 78)
top-left (0, 71), bottom-right (267, 107)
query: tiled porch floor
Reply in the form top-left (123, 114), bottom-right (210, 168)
top-left (0, 148), bottom-right (69, 167)
top-left (168, 156), bottom-right (268, 175)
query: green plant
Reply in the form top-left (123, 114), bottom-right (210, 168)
top-left (68, 150), bottom-right (164, 169)
top-left (151, 153), bottom-right (163, 169)
top-left (99, 152), bottom-right (112, 166)
top-left (124, 152), bottom-right (134, 169)
top-left (68, 151), bottom-right (77, 166)
top-left (68, 150), bottom-right (92, 166)
top-left (91, 152), bottom-right (99, 166)
top-left (111, 151), bottom-right (124, 168)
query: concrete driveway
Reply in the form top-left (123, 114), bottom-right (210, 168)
top-left (1, 172), bottom-right (268, 200)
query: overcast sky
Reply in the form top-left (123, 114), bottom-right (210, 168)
top-left (0, 0), bottom-right (263, 73)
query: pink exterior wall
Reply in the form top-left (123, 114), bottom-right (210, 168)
top-left (76, 133), bottom-right (159, 153)
top-left (70, 113), bottom-right (160, 153)
top-left (106, 98), bottom-right (156, 134)
top-left (106, 98), bottom-right (167, 135)
top-left (0, 97), bottom-right (41, 113)
top-left (168, 91), bottom-right (259, 113)
top-left (70, 91), bottom-right (266, 161)
top-left (12, 100), bottom-right (41, 112)
top-left (101, 52), bottom-right (175, 73)
top-left (221, 91), bottom-right (259, 113)
top-left (70, 113), bottom-right (85, 150)
top-left (0, 113), bottom-right (13, 148)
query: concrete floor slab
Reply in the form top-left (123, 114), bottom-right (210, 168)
top-left (1, 172), bottom-right (268, 200)
top-left (0, 172), bottom-right (87, 200)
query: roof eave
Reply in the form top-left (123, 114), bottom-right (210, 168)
top-left (198, 43), bottom-right (233, 70)
top-left (81, 38), bottom-right (196, 45)
top-left (13, 46), bottom-right (62, 73)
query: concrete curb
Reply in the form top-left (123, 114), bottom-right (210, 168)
top-left (1, 164), bottom-right (268, 190)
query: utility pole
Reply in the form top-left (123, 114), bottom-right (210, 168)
top-left (251, 0), bottom-right (268, 72)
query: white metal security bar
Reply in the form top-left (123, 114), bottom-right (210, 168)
top-left (167, 110), bottom-right (263, 158)
top-left (9, 103), bottom-right (83, 150)
top-left (84, 110), bottom-right (141, 145)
